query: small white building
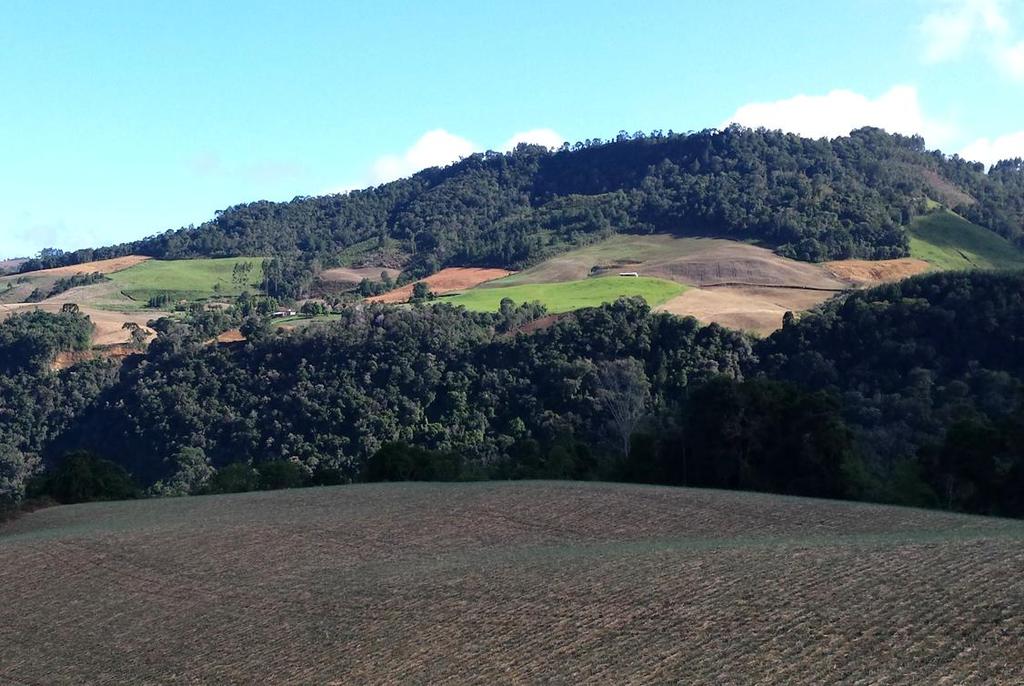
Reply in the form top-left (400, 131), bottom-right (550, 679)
top-left (618, 272), bottom-right (639, 277)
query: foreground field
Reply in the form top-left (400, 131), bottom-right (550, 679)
top-left (2, 482), bottom-right (1021, 684)
top-left (445, 275), bottom-right (685, 313)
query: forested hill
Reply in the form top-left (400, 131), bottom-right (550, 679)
top-left (2, 270), bottom-right (1022, 516)
top-left (21, 127), bottom-right (1024, 285)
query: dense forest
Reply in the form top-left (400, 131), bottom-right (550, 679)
top-left (2, 270), bottom-right (1022, 517)
top-left (19, 127), bottom-right (1024, 297)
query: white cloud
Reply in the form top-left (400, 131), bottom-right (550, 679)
top-left (921, 0), bottom-right (1005, 62)
top-left (500, 128), bottom-right (565, 151)
top-left (368, 129), bottom-right (477, 185)
top-left (960, 130), bottom-right (1024, 166)
top-left (919, 0), bottom-right (1024, 79)
top-left (722, 85), bottom-right (955, 145)
top-left (328, 127), bottom-right (564, 194)
top-left (996, 40), bottom-right (1024, 78)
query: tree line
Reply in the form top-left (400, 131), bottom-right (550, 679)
top-left (2, 270), bottom-right (1023, 518)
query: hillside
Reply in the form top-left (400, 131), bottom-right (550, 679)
top-left (107, 256), bottom-right (265, 303)
top-left (909, 208), bottom-right (1024, 270)
top-left (6, 128), bottom-right (1021, 338)
top-left (0, 256), bottom-right (263, 348)
top-left (464, 233), bottom-right (849, 333)
top-left (2, 481), bottom-right (1021, 684)
top-left (18, 128), bottom-right (1024, 302)
top-left (2, 271), bottom-right (1023, 518)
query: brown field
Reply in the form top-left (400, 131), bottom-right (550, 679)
top-left (51, 344), bottom-right (140, 370)
top-left (8, 255), bottom-right (150, 279)
top-left (0, 300), bottom-right (164, 346)
top-left (319, 266), bottom-right (401, 284)
top-left (474, 235), bottom-right (852, 334)
top-left (825, 258), bottom-right (931, 286)
top-left (656, 286), bottom-right (836, 335)
top-left (368, 267), bottom-right (514, 303)
top-left (489, 235), bottom-right (848, 290)
top-left (1, 481), bottom-right (1021, 685)
top-left (640, 242), bottom-right (847, 290)
top-left (0, 256), bottom-right (152, 306)
top-left (214, 328), bottom-right (246, 344)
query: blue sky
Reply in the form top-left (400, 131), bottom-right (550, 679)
top-left (2, 0), bottom-right (1023, 258)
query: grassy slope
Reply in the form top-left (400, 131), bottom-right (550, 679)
top-left (443, 275), bottom-right (685, 313)
top-left (108, 257), bottom-right (265, 302)
top-left (1, 482), bottom-right (1022, 684)
top-left (909, 209), bottom-right (1024, 271)
top-left (489, 234), bottom-right (748, 287)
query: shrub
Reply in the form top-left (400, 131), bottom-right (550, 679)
top-left (256, 461), bottom-right (308, 490)
top-left (364, 443), bottom-right (462, 482)
top-left (205, 463), bottom-right (260, 494)
top-left (29, 452), bottom-right (139, 504)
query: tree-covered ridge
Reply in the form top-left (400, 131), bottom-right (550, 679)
top-left (20, 128), bottom-right (1024, 284)
top-left (3, 271), bottom-right (1024, 518)
top-left (0, 311), bottom-right (115, 504)
top-left (53, 299), bottom-right (752, 485)
top-left (0, 310), bottom-right (94, 374)
top-left (757, 271), bottom-right (1024, 514)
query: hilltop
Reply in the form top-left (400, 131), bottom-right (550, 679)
top-left (2, 481), bottom-right (1021, 684)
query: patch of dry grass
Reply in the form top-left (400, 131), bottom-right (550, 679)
top-left (655, 286), bottom-right (835, 335)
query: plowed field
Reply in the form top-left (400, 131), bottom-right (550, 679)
top-left (2, 482), bottom-right (1021, 684)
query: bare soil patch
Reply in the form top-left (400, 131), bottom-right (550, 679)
top-left (497, 235), bottom-right (848, 291)
top-left (825, 258), bottom-right (931, 286)
top-left (320, 266), bottom-right (402, 285)
top-left (51, 345), bottom-right (140, 370)
top-left (918, 168), bottom-right (976, 207)
top-left (368, 267), bottom-right (514, 303)
top-left (15, 255), bottom-right (151, 278)
top-left (642, 242), bottom-right (847, 289)
top-left (656, 286), bottom-right (836, 335)
top-left (516, 313), bottom-right (565, 334)
top-left (0, 482), bottom-right (1021, 685)
top-left (214, 328), bottom-right (246, 344)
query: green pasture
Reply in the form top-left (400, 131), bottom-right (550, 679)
top-left (443, 275), bottom-right (685, 313)
top-left (108, 257), bottom-right (265, 302)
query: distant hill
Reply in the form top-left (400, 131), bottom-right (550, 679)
top-left (18, 127), bottom-right (1024, 298)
